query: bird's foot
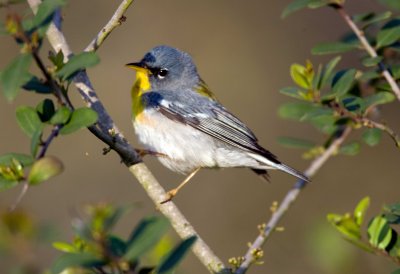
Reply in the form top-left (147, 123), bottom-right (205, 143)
top-left (160, 189), bottom-right (178, 204)
top-left (135, 149), bottom-right (167, 158)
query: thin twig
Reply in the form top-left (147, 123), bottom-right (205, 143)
top-left (9, 182), bottom-right (29, 211)
top-left (26, 1), bottom-right (228, 273)
top-left (331, 4), bottom-right (400, 102)
top-left (330, 102), bottom-right (400, 148)
top-left (361, 118), bottom-right (400, 148)
top-left (84, 0), bottom-right (134, 52)
top-left (37, 125), bottom-right (62, 158)
top-left (235, 127), bottom-right (352, 274)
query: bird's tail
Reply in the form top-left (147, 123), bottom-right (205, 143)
top-left (248, 153), bottom-right (310, 182)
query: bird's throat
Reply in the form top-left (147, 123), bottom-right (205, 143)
top-left (131, 71), bottom-right (151, 120)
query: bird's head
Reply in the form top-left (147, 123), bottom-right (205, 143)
top-left (126, 45), bottom-right (200, 92)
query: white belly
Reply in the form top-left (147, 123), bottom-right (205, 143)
top-left (133, 109), bottom-right (217, 174)
top-left (133, 109), bottom-right (264, 174)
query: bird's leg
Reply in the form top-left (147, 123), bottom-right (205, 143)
top-left (135, 148), bottom-right (167, 158)
top-left (160, 167), bottom-right (201, 204)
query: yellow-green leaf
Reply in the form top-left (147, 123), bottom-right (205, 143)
top-left (27, 156), bottom-right (64, 185)
top-left (354, 197), bottom-right (370, 226)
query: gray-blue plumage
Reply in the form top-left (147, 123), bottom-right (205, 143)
top-left (130, 45), bottom-right (309, 182)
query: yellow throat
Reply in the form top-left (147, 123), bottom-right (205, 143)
top-left (131, 69), bottom-right (151, 120)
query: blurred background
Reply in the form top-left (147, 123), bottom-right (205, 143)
top-left (0, 0), bottom-right (399, 273)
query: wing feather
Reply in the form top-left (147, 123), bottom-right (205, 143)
top-left (144, 90), bottom-right (280, 164)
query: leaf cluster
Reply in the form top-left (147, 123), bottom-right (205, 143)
top-left (0, 0), bottom-right (99, 194)
top-left (279, 0), bottom-right (400, 158)
top-left (51, 204), bottom-right (196, 274)
top-left (328, 197), bottom-right (400, 272)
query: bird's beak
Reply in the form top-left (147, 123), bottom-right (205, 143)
top-left (125, 61), bottom-right (150, 74)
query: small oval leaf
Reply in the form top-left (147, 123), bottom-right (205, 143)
top-left (312, 42), bottom-right (359, 55)
top-left (50, 106), bottom-right (71, 125)
top-left (376, 25), bottom-right (400, 49)
top-left (16, 106), bottom-right (43, 138)
top-left (28, 156), bottom-right (64, 185)
top-left (354, 197), bottom-right (370, 226)
top-left (156, 236), bottom-right (197, 274)
top-left (124, 216), bottom-right (170, 262)
top-left (362, 128), bottom-right (382, 147)
top-left (59, 107), bottom-right (98, 135)
top-left (368, 215), bottom-right (392, 249)
top-left (57, 52), bottom-right (100, 80)
top-left (0, 54), bottom-right (33, 101)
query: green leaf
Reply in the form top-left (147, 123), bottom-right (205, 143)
top-left (27, 156), bottom-right (64, 185)
top-left (59, 107), bottom-right (97, 135)
top-left (124, 216), bottom-right (170, 262)
top-left (362, 128), bottom-right (382, 147)
top-left (362, 56), bottom-right (383, 67)
top-left (278, 102), bottom-right (316, 121)
top-left (52, 241), bottom-right (77, 253)
top-left (383, 203), bottom-right (400, 224)
top-left (50, 106), bottom-right (71, 125)
top-left (0, 153), bottom-right (34, 166)
top-left (368, 215), bottom-right (393, 249)
top-left (364, 92), bottom-right (395, 109)
top-left (49, 50), bottom-right (65, 69)
top-left (310, 115), bottom-right (337, 134)
top-left (324, 69), bottom-right (356, 99)
top-left (307, 0), bottom-right (334, 9)
top-left (312, 42), bottom-right (359, 55)
top-left (391, 64), bottom-right (400, 79)
top-left (36, 99), bottom-right (55, 122)
top-left (354, 197), bottom-right (370, 226)
top-left (339, 142), bottom-right (360, 156)
top-left (281, 0), bottom-right (311, 18)
top-left (279, 87), bottom-right (309, 100)
top-left (16, 106), bottom-right (43, 138)
top-left (359, 70), bottom-right (381, 81)
top-left (30, 128), bottom-right (42, 157)
top-left (342, 96), bottom-right (365, 113)
top-left (391, 269), bottom-right (400, 274)
top-left (352, 11), bottom-right (392, 27)
top-left (32, 0), bottom-right (65, 30)
top-left (277, 136), bottom-right (315, 149)
top-left (0, 54), bottom-right (32, 101)
top-left (0, 176), bottom-right (19, 191)
top-left (106, 235), bottom-right (127, 257)
top-left (327, 213), bottom-right (374, 252)
top-left (290, 63), bottom-right (311, 89)
top-left (376, 25), bottom-right (400, 49)
top-left (320, 56), bottom-right (341, 89)
top-left (156, 236), bottom-right (197, 274)
top-left (23, 76), bottom-right (52, 94)
top-left (300, 107), bottom-right (334, 121)
top-left (51, 252), bottom-right (102, 274)
top-left (327, 214), bottom-right (361, 241)
top-left (57, 52), bottom-right (100, 80)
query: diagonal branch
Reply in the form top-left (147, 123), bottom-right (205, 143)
top-left (26, 1), bottom-right (228, 273)
top-left (235, 126), bottom-right (352, 274)
top-left (84, 0), bottom-right (135, 52)
top-left (331, 4), bottom-right (400, 102)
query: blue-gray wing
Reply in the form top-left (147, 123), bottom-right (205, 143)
top-left (142, 90), bottom-right (280, 164)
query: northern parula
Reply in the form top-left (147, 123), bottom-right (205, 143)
top-left (126, 45), bottom-right (309, 202)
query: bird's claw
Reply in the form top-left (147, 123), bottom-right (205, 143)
top-left (135, 149), bottom-right (167, 158)
top-left (160, 189), bottom-right (178, 204)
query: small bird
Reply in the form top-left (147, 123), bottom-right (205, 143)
top-left (127, 45), bottom-right (309, 203)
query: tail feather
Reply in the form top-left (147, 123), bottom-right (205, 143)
top-left (251, 168), bottom-right (270, 182)
top-left (248, 153), bottom-right (310, 182)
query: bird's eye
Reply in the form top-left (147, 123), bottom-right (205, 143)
top-left (157, 68), bottom-right (168, 79)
